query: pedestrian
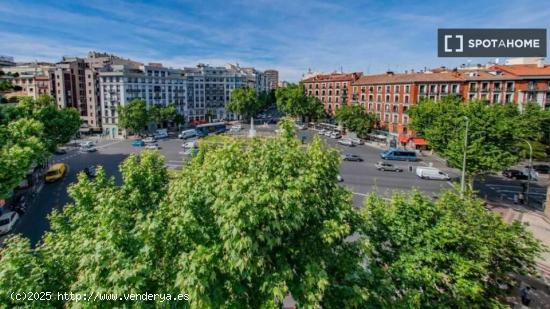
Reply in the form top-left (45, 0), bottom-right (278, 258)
top-left (513, 193), bottom-right (519, 204)
top-left (409, 165), bottom-right (413, 172)
top-left (520, 286), bottom-right (531, 306)
top-left (518, 192), bottom-right (525, 205)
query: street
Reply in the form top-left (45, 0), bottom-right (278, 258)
top-left (9, 123), bottom-right (548, 247)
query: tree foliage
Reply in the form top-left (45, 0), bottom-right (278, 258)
top-left (360, 190), bottom-right (544, 308)
top-left (227, 87), bottom-right (261, 119)
top-left (117, 99), bottom-right (148, 135)
top-left (0, 95), bottom-right (80, 198)
top-left (0, 79), bottom-right (12, 91)
top-left (408, 97), bottom-right (548, 178)
top-left (335, 104), bottom-right (376, 137)
top-left (275, 84), bottom-right (324, 121)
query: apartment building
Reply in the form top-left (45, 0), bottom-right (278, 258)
top-left (301, 72), bottom-right (362, 114)
top-left (0, 56), bottom-right (15, 67)
top-left (11, 75), bottom-right (53, 99)
top-left (264, 69), bottom-right (279, 91)
top-left (53, 57), bottom-right (87, 118)
top-left (99, 63), bottom-right (187, 138)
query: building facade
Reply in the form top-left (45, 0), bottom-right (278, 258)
top-left (301, 72), bottom-right (362, 115)
top-left (264, 69), bottom-right (279, 91)
top-left (303, 60), bottom-right (550, 146)
top-left (53, 57), bottom-right (87, 118)
top-left (99, 63), bottom-right (187, 138)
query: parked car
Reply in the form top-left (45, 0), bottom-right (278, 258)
top-left (229, 125), bottom-right (242, 133)
top-left (375, 161), bottom-right (403, 172)
top-left (502, 169), bottom-right (528, 180)
top-left (0, 211), bottom-right (20, 235)
top-left (319, 129), bottom-right (327, 135)
top-left (131, 140), bottom-right (145, 147)
top-left (143, 136), bottom-right (157, 144)
top-left (54, 147), bottom-right (67, 155)
top-left (296, 124), bottom-right (307, 130)
top-left (84, 166), bottom-right (97, 178)
top-left (348, 137), bottom-right (364, 145)
top-left (330, 132), bottom-right (342, 139)
top-left (153, 129), bottom-right (169, 139)
top-left (145, 144), bottom-right (160, 150)
top-left (45, 163), bottom-right (67, 182)
top-left (80, 141), bottom-right (94, 148)
top-left (416, 167), bottom-right (450, 180)
top-left (338, 139), bottom-right (355, 147)
top-left (342, 154), bottom-right (363, 162)
top-left (182, 140), bottom-right (198, 149)
top-left (79, 145), bottom-right (97, 152)
top-left (528, 164), bottom-right (550, 174)
top-left (178, 129), bottom-right (198, 139)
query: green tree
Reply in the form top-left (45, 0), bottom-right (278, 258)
top-left (118, 99), bottom-right (149, 135)
top-left (160, 103), bottom-right (177, 124)
top-left (0, 79), bottom-right (12, 91)
top-left (275, 84), bottom-right (324, 122)
top-left (360, 190), bottom-right (544, 308)
top-left (335, 104), bottom-right (376, 137)
top-left (227, 87), bottom-right (259, 119)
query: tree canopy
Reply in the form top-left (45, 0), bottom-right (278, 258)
top-left (408, 96), bottom-right (549, 180)
top-left (117, 98), bottom-right (149, 135)
top-left (360, 190), bottom-right (543, 308)
top-left (335, 104), bottom-right (376, 137)
top-left (0, 95), bottom-right (80, 199)
top-left (227, 87), bottom-right (261, 119)
top-left (275, 84), bottom-right (324, 121)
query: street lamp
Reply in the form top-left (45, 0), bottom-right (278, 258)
top-left (460, 116), bottom-right (469, 198)
top-left (524, 140), bottom-right (533, 206)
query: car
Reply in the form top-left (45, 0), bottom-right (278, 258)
top-left (79, 145), bottom-right (97, 152)
top-left (84, 166), bottom-right (97, 178)
top-left (178, 129), bottom-right (198, 139)
top-left (80, 141), bottom-right (94, 148)
top-left (348, 137), bottom-right (364, 145)
top-left (502, 169), bottom-right (528, 180)
top-left (342, 154), bottom-right (363, 162)
top-left (324, 131), bottom-right (333, 137)
top-left (528, 164), bottom-right (550, 174)
top-left (145, 144), bottom-right (160, 150)
top-left (338, 139), bottom-right (355, 147)
top-left (54, 147), bottom-right (67, 155)
top-left (229, 125), bottom-right (242, 133)
top-left (330, 132), bottom-right (342, 139)
top-left (336, 174), bottom-right (344, 182)
top-left (319, 129), bottom-right (327, 135)
top-left (296, 124), bottom-right (307, 130)
top-left (416, 167), bottom-right (450, 180)
top-left (375, 161), bottom-right (403, 172)
top-left (45, 163), bottom-right (67, 182)
top-left (0, 211), bottom-right (20, 235)
top-left (182, 147), bottom-right (199, 156)
top-left (143, 136), bottom-right (157, 144)
top-left (182, 140), bottom-right (198, 149)
top-left (131, 140), bottom-right (145, 147)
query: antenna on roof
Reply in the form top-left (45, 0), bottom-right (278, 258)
top-left (340, 65), bottom-right (343, 73)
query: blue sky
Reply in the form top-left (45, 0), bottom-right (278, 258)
top-left (1, 0), bottom-right (549, 81)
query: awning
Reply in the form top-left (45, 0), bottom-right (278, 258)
top-left (412, 138), bottom-right (428, 146)
top-left (398, 135), bottom-right (409, 143)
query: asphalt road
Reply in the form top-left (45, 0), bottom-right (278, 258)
top-left (9, 123), bottom-right (548, 246)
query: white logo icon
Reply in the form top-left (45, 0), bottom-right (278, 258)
top-left (444, 34), bottom-right (463, 53)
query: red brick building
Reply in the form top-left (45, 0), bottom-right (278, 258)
top-left (303, 63), bottom-right (550, 147)
top-left (302, 72), bottom-right (362, 115)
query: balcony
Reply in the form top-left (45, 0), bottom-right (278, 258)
top-left (480, 88), bottom-right (489, 92)
top-left (506, 87), bottom-right (515, 92)
top-left (493, 87), bottom-right (502, 92)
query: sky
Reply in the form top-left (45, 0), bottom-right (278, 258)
top-left (1, 0), bottom-right (550, 81)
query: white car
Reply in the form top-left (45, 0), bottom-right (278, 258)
top-left (145, 144), bottom-right (160, 150)
top-left (0, 211), bottom-right (20, 235)
top-left (348, 137), bottom-right (364, 145)
top-left (229, 125), bottom-right (242, 132)
top-left (296, 124), bottom-right (307, 130)
top-left (319, 129), bottom-right (327, 135)
top-left (79, 145), bottom-right (97, 153)
top-left (324, 131), bottom-right (333, 137)
top-left (80, 141), bottom-right (94, 148)
top-left (330, 132), bottom-right (341, 139)
top-left (338, 139), bottom-right (354, 146)
top-left (182, 140), bottom-right (198, 149)
top-left (143, 137), bottom-right (157, 144)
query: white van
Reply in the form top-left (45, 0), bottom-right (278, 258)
top-left (178, 129), bottom-right (197, 139)
top-left (416, 167), bottom-right (450, 180)
top-left (154, 129), bottom-right (168, 139)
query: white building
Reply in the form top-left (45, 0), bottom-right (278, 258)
top-left (99, 63), bottom-right (187, 138)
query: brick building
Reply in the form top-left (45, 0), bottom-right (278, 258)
top-left (301, 72), bottom-right (362, 115)
top-left (303, 61), bottom-right (550, 147)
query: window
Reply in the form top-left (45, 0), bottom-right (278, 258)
top-left (405, 85), bottom-right (410, 93)
top-left (395, 85), bottom-right (400, 93)
top-left (369, 86), bottom-right (374, 92)
top-left (404, 95), bottom-right (409, 104)
top-left (385, 94), bottom-right (390, 102)
top-left (452, 84), bottom-right (459, 93)
top-left (469, 82), bottom-right (476, 91)
top-left (369, 94), bottom-right (373, 102)
top-left (394, 95), bottom-right (399, 103)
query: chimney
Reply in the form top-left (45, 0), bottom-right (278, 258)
top-left (537, 58), bottom-right (544, 68)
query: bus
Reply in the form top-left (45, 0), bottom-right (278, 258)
top-left (380, 149), bottom-right (418, 161)
top-left (195, 122), bottom-right (227, 137)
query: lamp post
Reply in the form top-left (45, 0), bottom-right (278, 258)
top-left (460, 116), bottom-right (469, 198)
top-left (524, 140), bottom-right (533, 206)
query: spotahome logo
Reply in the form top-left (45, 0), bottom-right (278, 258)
top-left (438, 29), bottom-right (546, 57)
